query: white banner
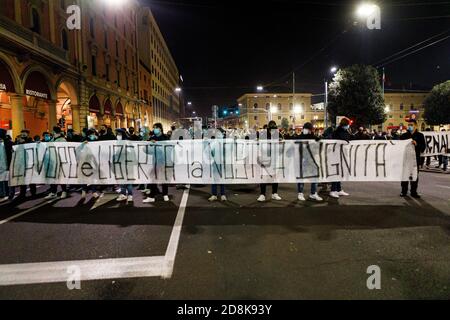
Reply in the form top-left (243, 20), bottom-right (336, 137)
top-left (0, 143), bottom-right (8, 182)
top-left (8, 140), bottom-right (418, 186)
top-left (422, 132), bottom-right (450, 157)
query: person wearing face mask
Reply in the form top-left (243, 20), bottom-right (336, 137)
top-left (12, 130), bottom-right (36, 200)
top-left (128, 127), bottom-right (140, 141)
top-left (354, 127), bottom-right (370, 140)
top-left (143, 123), bottom-right (170, 203)
top-left (114, 129), bottom-right (135, 203)
top-left (257, 121), bottom-right (282, 202)
top-left (45, 127), bottom-right (68, 200)
top-left (400, 120), bottom-right (426, 198)
top-left (329, 118), bottom-right (353, 199)
top-left (42, 132), bottom-right (52, 142)
top-left (296, 123), bottom-right (323, 202)
top-left (0, 129), bottom-right (13, 203)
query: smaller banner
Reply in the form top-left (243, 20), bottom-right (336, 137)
top-left (422, 132), bottom-right (450, 157)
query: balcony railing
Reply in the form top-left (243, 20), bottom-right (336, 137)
top-left (0, 15), bottom-right (68, 62)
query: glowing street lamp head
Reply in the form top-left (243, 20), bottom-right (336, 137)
top-left (270, 106), bottom-right (278, 114)
top-left (356, 3), bottom-right (378, 18)
top-left (107, 0), bottom-right (127, 8)
top-left (175, 87), bottom-right (182, 93)
top-left (257, 86), bottom-right (264, 92)
top-left (187, 102), bottom-right (192, 106)
top-left (294, 105), bottom-right (302, 114)
top-left (330, 66), bottom-right (338, 74)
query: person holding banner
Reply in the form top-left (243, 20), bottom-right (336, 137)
top-left (257, 121), bottom-right (283, 203)
top-left (0, 129), bottom-right (13, 203)
top-left (12, 130), bottom-right (37, 200)
top-left (329, 118), bottom-right (352, 199)
top-left (45, 127), bottom-right (69, 200)
top-left (116, 129), bottom-right (134, 203)
top-left (296, 123), bottom-right (324, 202)
top-left (80, 130), bottom-right (102, 200)
top-left (143, 123), bottom-right (170, 203)
top-left (400, 120), bottom-right (426, 198)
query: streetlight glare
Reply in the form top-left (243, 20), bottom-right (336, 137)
top-left (257, 86), bottom-right (264, 92)
top-left (106, 0), bottom-right (127, 7)
top-left (175, 87), bottom-right (182, 93)
top-left (294, 105), bottom-right (302, 114)
top-left (187, 102), bottom-right (192, 106)
top-left (356, 3), bottom-right (378, 18)
top-left (330, 67), bottom-right (338, 74)
top-left (270, 106), bottom-right (278, 114)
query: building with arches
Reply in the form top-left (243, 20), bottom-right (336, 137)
top-left (0, 0), bottom-right (179, 138)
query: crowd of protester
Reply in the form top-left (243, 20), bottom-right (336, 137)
top-left (0, 118), bottom-right (446, 205)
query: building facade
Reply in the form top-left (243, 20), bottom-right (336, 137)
top-left (237, 93), bottom-right (324, 130)
top-left (382, 92), bottom-right (429, 131)
top-left (0, 0), bottom-right (177, 138)
top-left (138, 8), bottom-right (180, 132)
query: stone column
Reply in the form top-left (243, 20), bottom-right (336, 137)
top-left (10, 94), bottom-right (25, 138)
top-left (71, 104), bottom-right (81, 133)
top-left (48, 100), bottom-right (57, 130)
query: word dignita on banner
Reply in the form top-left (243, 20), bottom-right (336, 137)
top-left (3, 139), bottom-right (418, 186)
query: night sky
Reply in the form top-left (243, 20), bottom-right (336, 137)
top-left (143, 0), bottom-right (450, 117)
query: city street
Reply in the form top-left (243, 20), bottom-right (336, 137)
top-left (0, 170), bottom-right (449, 300)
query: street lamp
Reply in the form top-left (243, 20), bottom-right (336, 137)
top-left (356, 3), bottom-right (378, 18)
top-left (175, 87), bottom-right (182, 93)
top-left (187, 102), bottom-right (192, 106)
top-left (330, 66), bottom-right (338, 74)
top-left (293, 105), bottom-right (302, 114)
top-left (106, 0), bottom-right (127, 7)
top-left (256, 86), bottom-right (264, 92)
top-left (325, 66), bottom-right (338, 129)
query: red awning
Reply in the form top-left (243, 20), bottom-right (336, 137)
top-left (89, 95), bottom-right (101, 113)
top-left (104, 99), bottom-right (112, 115)
top-left (0, 60), bottom-right (15, 93)
top-left (24, 71), bottom-right (51, 100)
top-left (116, 102), bottom-right (124, 116)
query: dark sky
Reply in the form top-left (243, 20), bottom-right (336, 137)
top-left (143, 0), bottom-right (450, 117)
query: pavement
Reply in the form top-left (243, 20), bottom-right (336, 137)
top-left (0, 171), bottom-right (449, 300)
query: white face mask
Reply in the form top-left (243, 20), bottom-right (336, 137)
top-left (303, 129), bottom-right (310, 135)
top-left (117, 134), bottom-right (123, 141)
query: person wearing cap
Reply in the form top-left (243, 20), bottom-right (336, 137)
top-left (400, 120), bottom-right (426, 198)
top-left (329, 118), bottom-right (353, 199)
top-left (296, 123), bottom-right (323, 202)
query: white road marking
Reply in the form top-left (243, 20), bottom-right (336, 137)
top-left (162, 187), bottom-right (190, 279)
top-left (90, 193), bottom-right (117, 211)
top-left (0, 187), bottom-right (191, 285)
top-left (437, 185), bottom-right (450, 189)
top-left (0, 256), bottom-right (165, 286)
top-left (0, 200), bottom-right (56, 225)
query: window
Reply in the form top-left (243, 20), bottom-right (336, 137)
top-left (105, 63), bottom-right (110, 81)
top-left (104, 31), bottom-right (108, 49)
top-left (61, 29), bottom-right (69, 50)
top-left (60, 0), bottom-right (65, 10)
top-left (89, 17), bottom-right (95, 38)
top-left (254, 116), bottom-right (258, 121)
top-left (116, 70), bottom-right (120, 87)
top-left (400, 103), bottom-right (404, 111)
top-left (253, 103), bottom-right (258, 109)
top-left (31, 8), bottom-right (41, 34)
top-left (91, 55), bottom-right (97, 76)
top-left (278, 103), bottom-right (282, 110)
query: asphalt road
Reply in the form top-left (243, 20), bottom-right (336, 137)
top-left (0, 170), bottom-right (449, 300)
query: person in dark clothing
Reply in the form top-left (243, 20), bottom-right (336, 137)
top-left (0, 129), bottom-right (13, 202)
top-left (143, 123), bottom-right (170, 203)
top-left (12, 130), bottom-right (36, 199)
top-left (296, 123), bottom-right (323, 202)
top-left (400, 120), bottom-right (426, 198)
top-left (128, 127), bottom-right (141, 141)
top-left (354, 127), bottom-right (371, 140)
top-left (67, 129), bottom-right (82, 142)
top-left (98, 125), bottom-right (117, 141)
top-left (330, 118), bottom-right (352, 198)
top-left (257, 120), bottom-right (282, 202)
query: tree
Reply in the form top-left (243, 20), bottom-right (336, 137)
top-left (281, 118), bottom-right (290, 130)
top-left (424, 80), bottom-right (450, 126)
top-left (328, 65), bottom-right (386, 127)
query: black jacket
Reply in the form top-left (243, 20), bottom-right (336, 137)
top-left (354, 132), bottom-right (371, 140)
top-left (149, 133), bottom-right (169, 142)
top-left (332, 126), bottom-right (353, 142)
top-left (297, 133), bottom-right (320, 141)
top-left (400, 130), bottom-right (426, 161)
top-left (99, 133), bottom-right (117, 141)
